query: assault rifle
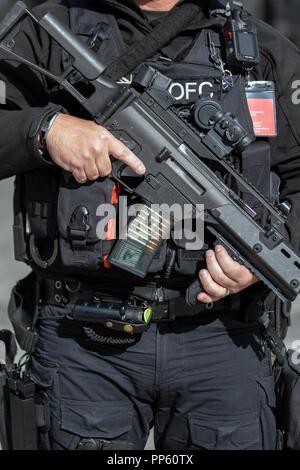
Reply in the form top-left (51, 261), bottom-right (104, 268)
top-left (1, 2), bottom-right (300, 304)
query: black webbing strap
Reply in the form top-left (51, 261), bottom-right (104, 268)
top-left (241, 141), bottom-right (271, 207)
top-left (7, 272), bottom-right (39, 355)
top-left (259, 312), bottom-right (287, 366)
top-left (244, 288), bottom-right (287, 366)
top-left (102, 2), bottom-right (201, 82)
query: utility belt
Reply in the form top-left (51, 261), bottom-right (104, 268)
top-left (38, 275), bottom-right (241, 334)
top-left (7, 271), bottom-right (242, 355)
top-left (4, 273), bottom-right (300, 451)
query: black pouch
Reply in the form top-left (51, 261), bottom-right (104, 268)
top-left (57, 175), bottom-right (169, 274)
top-left (8, 272), bottom-right (39, 354)
top-left (147, 240), bottom-right (168, 273)
top-left (57, 176), bottom-right (117, 270)
top-left (274, 349), bottom-right (300, 450)
top-left (13, 175), bottom-right (28, 263)
top-left (24, 168), bottom-right (59, 240)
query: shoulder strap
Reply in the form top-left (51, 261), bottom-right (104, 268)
top-left (102, 2), bottom-right (202, 82)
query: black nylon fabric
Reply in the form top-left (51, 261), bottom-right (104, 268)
top-left (0, 0), bottom-right (299, 251)
top-left (275, 350), bottom-right (300, 450)
top-left (29, 303), bottom-right (277, 450)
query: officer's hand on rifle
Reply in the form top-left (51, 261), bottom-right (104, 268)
top-left (46, 114), bottom-right (146, 183)
top-left (197, 245), bottom-right (259, 304)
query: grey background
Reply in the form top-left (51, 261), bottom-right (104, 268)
top-left (0, 0), bottom-right (300, 450)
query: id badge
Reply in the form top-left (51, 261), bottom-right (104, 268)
top-left (245, 81), bottom-right (277, 137)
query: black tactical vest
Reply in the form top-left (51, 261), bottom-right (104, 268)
top-left (13, 0), bottom-right (278, 282)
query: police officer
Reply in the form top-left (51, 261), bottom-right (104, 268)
top-left (0, 0), bottom-right (300, 450)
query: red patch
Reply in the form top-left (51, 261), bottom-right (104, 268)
top-left (247, 97), bottom-right (277, 137)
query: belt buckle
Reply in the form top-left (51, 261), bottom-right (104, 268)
top-left (152, 301), bottom-right (174, 322)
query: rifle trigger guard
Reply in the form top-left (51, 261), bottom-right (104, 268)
top-left (110, 160), bottom-right (135, 194)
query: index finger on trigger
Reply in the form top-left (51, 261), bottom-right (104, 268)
top-left (109, 135), bottom-right (146, 175)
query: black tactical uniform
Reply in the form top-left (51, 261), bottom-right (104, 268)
top-left (0, 0), bottom-right (300, 450)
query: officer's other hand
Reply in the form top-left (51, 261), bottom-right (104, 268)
top-left (197, 245), bottom-right (259, 304)
top-left (46, 114), bottom-right (146, 183)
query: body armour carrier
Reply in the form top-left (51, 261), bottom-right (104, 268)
top-left (12, 0), bottom-right (280, 281)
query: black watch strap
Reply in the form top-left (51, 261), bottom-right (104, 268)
top-left (39, 111), bottom-right (60, 152)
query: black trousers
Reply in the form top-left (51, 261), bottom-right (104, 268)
top-left (29, 304), bottom-right (277, 450)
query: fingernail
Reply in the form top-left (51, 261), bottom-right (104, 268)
top-left (137, 164), bottom-right (145, 174)
top-left (206, 250), bottom-right (214, 257)
top-left (215, 245), bottom-right (222, 253)
top-left (200, 270), bottom-right (208, 279)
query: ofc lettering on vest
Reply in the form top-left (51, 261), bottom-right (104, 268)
top-left (168, 80), bottom-right (214, 103)
top-left (292, 80), bottom-right (300, 104)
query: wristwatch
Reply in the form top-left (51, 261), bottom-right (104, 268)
top-left (38, 111), bottom-right (60, 154)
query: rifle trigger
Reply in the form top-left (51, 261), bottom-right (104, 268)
top-left (110, 160), bottom-right (135, 194)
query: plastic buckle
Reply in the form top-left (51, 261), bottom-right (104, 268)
top-left (68, 206), bottom-right (90, 249)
